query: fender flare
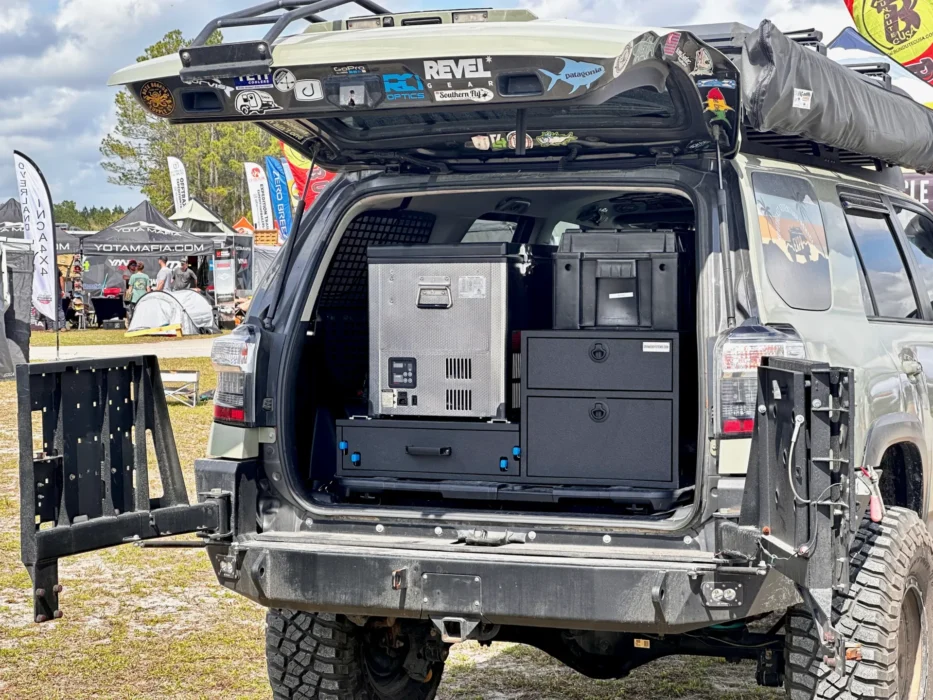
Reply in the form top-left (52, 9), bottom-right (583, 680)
top-left (862, 412), bottom-right (926, 468)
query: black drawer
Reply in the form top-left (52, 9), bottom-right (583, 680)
top-left (336, 420), bottom-right (521, 480)
top-left (525, 396), bottom-right (674, 485)
top-left (525, 334), bottom-right (675, 392)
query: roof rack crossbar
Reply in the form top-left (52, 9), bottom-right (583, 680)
top-left (190, 0), bottom-right (390, 47)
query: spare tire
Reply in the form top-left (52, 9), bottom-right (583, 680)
top-left (784, 507), bottom-right (933, 699)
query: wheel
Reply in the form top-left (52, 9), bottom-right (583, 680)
top-left (784, 507), bottom-right (933, 699)
top-left (265, 609), bottom-right (446, 700)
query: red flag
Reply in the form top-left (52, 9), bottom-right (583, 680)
top-left (281, 142), bottom-right (336, 210)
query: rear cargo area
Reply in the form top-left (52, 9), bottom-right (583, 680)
top-left (293, 187), bottom-right (699, 519)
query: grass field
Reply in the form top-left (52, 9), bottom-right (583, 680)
top-left (29, 329), bottom-right (228, 347)
top-left (0, 359), bottom-right (780, 699)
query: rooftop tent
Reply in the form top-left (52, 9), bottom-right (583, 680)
top-left (0, 198), bottom-right (23, 238)
top-left (170, 197), bottom-right (236, 237)
top-left (81, 200), bottom-right (213, 297)
top-left (126, 289), bottom-right (218, 336)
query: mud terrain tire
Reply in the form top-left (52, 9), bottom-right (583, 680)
top-left (266, 609), bottom-right (445, 700)
top-left (784, 507), bottom-right (933, 699)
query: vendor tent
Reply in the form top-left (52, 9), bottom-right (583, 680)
top-left (0, 237), bottom-right (32, 379)
top-left (81, 201), bottom-right (213, 297)
top-left (170, 197), bottom-right (236, 237)
top-left (127, 290), bottom-right (217, 336)
top-left (0, 198), bottom-right (80, 252)
top-left (0, 198), bottom-right (23, 238)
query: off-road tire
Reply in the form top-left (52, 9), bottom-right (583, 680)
top-left (784, 507), bottom-right (933, 699)
top-left (265, 609), bottom-right (445, 700)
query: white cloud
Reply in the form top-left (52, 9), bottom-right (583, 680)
top-left (521, 0), bottom-right (854, 39)
top-left (0, 7), bottom-right (32, 34)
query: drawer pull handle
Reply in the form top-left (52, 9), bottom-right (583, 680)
top-left (406, 446), bottom-right (452, 457)
top-left (589, 342), bottom-right (609, 363)
top-left (589, 402), bottom-right (610, 423)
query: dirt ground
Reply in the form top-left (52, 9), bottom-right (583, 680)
top-left (0, 359), bottom-right (782, 699)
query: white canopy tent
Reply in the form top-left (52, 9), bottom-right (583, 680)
top-left (170, 197), bottom-right (236, 237)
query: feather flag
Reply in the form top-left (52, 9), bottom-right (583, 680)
top-left (844, 0), bottom-right (933, 84)
top-left (281, 143), bottom-right (336, 210)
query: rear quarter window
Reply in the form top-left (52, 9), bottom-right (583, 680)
top-left (751, 172), bottom-right (832, 311)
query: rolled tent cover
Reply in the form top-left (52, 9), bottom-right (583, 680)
top-left (742, 20), bottom-right (933, 172)
top-left (81, 201), bottom-right (213, 297)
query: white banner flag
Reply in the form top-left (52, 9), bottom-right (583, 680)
top-left (244, 162), bottom-right (275, 231)
top-left (13, 152), bottom-right (58, 325)
top-left (167, 156), bottom-right (189, 212)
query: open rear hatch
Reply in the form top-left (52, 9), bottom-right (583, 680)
top-left (109, 11), bottom-right (741, 171)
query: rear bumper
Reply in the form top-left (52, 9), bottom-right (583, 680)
top-left (207, 538), bottom-right (800, 634)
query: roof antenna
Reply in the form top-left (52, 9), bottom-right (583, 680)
top-left (713, 125), bottom-right (737, 328)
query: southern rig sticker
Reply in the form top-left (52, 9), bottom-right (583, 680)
top-left (139, 81), bottom-right (175, 117)
top-left (643, 341), bottom-right (671, 353)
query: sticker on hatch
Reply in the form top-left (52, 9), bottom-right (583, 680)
top-left (643, 342), bottom-right (671, 353)
top-left (539, 58), bottom-right (605, 94)
top-left (458, 276), bottom-right (487, 299)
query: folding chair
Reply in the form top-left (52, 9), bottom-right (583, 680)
top-left (161, 370), bottom-right (200, 407)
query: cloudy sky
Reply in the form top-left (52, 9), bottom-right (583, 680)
top-left (0, 0), bottom-right (854, 209)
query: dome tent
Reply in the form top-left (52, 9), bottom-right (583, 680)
top-left (127, 289), bottom-right (218, 336)
top-left (170, 197), bottom-right (236, 237)
top-left (81, 201), bottom-right (212, 297)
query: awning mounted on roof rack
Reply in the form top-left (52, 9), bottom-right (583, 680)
top-left (741, 20), bottom-right (933, 173)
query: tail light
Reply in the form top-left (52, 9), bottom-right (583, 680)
top-left (211, 324), bottom-right (259, 425)
top-left (716, 326), bottom-right (805, 438)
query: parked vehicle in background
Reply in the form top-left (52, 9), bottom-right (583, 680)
top-left (17, 4), bottom-right (933, 699)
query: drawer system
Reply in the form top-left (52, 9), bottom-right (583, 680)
top-left (336, 420), bottom-right (521, 481)
top-left (521, 330), bottom-right (681, 489)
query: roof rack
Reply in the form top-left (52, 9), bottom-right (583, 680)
top-left (180, 0), bottom-right (391, 81)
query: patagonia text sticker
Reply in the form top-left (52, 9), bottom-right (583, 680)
top-left (643, 341), bottom-right (671, 353)
top-left (793, 88), bottom-right (813, 110)
top-left (458, 276), bottom-right (487, 299)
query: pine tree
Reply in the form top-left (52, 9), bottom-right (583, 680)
top-left (100, 30), bottom-right (279, 223)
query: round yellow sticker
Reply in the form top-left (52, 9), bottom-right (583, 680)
top-left (139, 81), bottom-right (175, 117)
top-left (850, 0), bottom-right (933, 61)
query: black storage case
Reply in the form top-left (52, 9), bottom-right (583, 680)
top-left (554, 231), bottom-right (681, 330)
top-left (521, 330), bottom-right (683, 490)
top-left (336, 419), bottom-right (521, 481)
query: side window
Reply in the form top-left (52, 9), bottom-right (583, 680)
top-left (845, 208), bottom-right (919, 320)
top-left (751, 172), bottom-right (831, 311)
top-left (548, 221), bottom-right (578, 246)
top-left (895, 205), bottom-right (933, 314)
top-left (461, 218), bottom-right (517, 243)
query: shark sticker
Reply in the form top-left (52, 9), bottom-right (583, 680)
top-left (704, 87), bottom-right (733, 124)
top-left (540, 58), bottom-right (605, 94)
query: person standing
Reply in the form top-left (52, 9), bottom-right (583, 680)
top-left (155, 256), bottom-right (174, 292)
top-left (174, 260), bottom-right (200, 291)
top-left (127, 262), bottom-right (150, 323)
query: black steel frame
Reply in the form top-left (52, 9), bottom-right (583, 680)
top-left (17, 357), bottom-right (224, 623)
top-left (179, 0), bottom-right (391, 81)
